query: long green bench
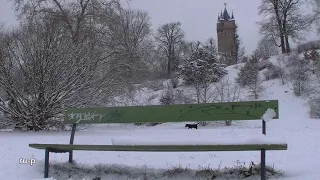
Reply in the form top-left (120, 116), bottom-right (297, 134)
top-left (29, 100), bottom-right (287, 180)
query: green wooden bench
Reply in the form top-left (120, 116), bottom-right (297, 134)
top-left (29, 100), bottom-right (287, 180)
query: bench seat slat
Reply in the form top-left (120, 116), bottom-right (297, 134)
top-left (29, 143), bottom-right (287, 152)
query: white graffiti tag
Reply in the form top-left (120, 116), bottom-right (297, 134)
top-left (68, 112), bottom-right (105, 123)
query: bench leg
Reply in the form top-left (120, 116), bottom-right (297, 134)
top-left (261, 149), bottom-right (266, 180)
top-left (44, 148), bottom-right (50, 178)
top-left (69, 151), bottom-right (73, 163)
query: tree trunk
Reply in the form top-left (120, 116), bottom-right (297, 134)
top-left (167, 44), bottom-right (172, 78)
top-left (285, 36), bottom-right (291, 53)
top-left (282, 12), bottom-right (291, 54)
top-left (279, 36), bottom-right (286, 54)
top-left (167, 58), bottom-right (172, 78)
top-left (274, 0), bottom-right (286, 54)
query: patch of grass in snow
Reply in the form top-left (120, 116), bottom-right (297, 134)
top-left (220, 161), bottom-right (284, 179)
top-left (195, 164), bottom-right (216, 177)
top-left (163, 163), bottom-right (191, 177)
top-left (47, 160), bottom-right (284, 180)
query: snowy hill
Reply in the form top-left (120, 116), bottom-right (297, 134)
top-left (1, 57), bottom-right (320, 180)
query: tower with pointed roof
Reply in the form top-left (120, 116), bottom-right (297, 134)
top-left (217, 3), bottom-right (237, 65)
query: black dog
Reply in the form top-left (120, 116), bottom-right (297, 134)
top-left (185, 123), bottom-right (198, 129)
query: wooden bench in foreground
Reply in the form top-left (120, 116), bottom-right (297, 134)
top-left (29, 100), bottom-right (287, 180)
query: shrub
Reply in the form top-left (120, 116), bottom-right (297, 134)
top-left (236, 59), bottom-right (264, 99)
top-left (309, 98), bottom-right (320, 118)
top-left (236, 60), bottom-right (259, 87)
top-left (225, 120), bottom-right (232, 126)
top-left (147, 94), bottom-right (158, 101)
top-left (159, 88), bottom-right (175, 105)
top-left (174, 89), bottom-right (195, 104)
top-left (170, 78), bottom-right (179, 88)
top-left (257, 60), bottom-right (272, 71)
top-left (288, 53), bottom-right (309, 96)
top-left (263, 64), bottom-right (284, 81)
top-left (241, 56), bottom-right (249, 63)
top-left (198, 121), bottom-right (209, 126)
top-left (146, 80), bottom-right (165, 91)
top-left (293, 81), bottom-right (306, 96)
top-left (179, 59), bottom-right (227, 85)
top-left (296, 40), bottom-right (320, 53)
top-left (304, 49), bottom-right (320, 65)
top-left (179, 47), bottom-right (227, 86)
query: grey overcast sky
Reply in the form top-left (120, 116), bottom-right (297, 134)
top-left (126, 0), bottom-right (264, 54)
top-left (0, 0), bottom-right (318, 54)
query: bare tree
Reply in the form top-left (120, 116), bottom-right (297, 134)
top-left (155, 22), bottom-right (185, 78)
top-left (258, 0), bottom-right (316, 54)
top-left (203, 37), bottom-right (217, 55)
top-left (12, 0), bottom-right (155, 91)
top-left (11, 0), bottom-right (122, 43)
top-left (101, 8), bottom-right (153, 83)
top-left (233, 25), bottom-right (245, 64)
top-left (312, 0), bottom-right (320, 33)
top-left (275, 55), bottom-right (287, 84)
top-left (0, 17), bottom-right (123, 130)
top-left (253, 36), bottom-right (279, 60)
top-left (248, 77), bottom-right (264, 99)
top-left (212, 77), bottom-right (241, 103)
top-left (212, 77), bottom-right (241, 125)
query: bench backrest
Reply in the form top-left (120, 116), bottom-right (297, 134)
top-left (64, 100), bottom-right (279, 124)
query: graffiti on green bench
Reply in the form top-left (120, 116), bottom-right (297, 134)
top-left (64, 100), bottom-right (278, 124)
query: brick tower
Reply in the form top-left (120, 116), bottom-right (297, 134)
top-left (217, 3), bottom-right (237, 65)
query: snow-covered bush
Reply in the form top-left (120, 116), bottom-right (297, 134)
top-left (159, 88), bottom-right (175, 105)
top-left (170, 77), bottom-right (179, 88)
top-left (303, 49), bottom-right (319, 65)
top-left (179, 59), bottom-right (226, 85)
top-left (248, 78), bottom-right (264, 99)
top-left (236, 59), bottom-right (264, 99)
top-left (297, 40), bottom-right (320, 53)
top-left (145, 80), bottom-right (165, 91)
top-left (179, 47), bottom-right (227, 104)
top-left (236, 60), bottom-right (259, 87)
top-left (147, 94), bottom-right (158, 101)
top-left (287, 53), bottom-right (309, 96)
top-left (174, 89), bottom-right (195, 104)
top-left (159, 88), bottom-right (195, 105)
top-left (257, 60), bottom-right (273, 71)
top-left (263, 63), bottom-right (284, 81)
top-left (213, 76), bottom-right (241, 103)
top-left (309, 97), bottom-right (320, 118)
top-left (179, 47), bottom-right (227, 85)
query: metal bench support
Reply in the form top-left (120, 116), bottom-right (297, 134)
top-left (44, 148), bottom-right (50, 178)
top-left (69, 124), bottom-right (77, 163)
top-left (261, 119), bottom-right (266, 180)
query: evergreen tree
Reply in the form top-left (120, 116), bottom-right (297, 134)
top-left (179, 46), bottom-right (227, 85)
top-left (236, 58), bottom-right (259, 87)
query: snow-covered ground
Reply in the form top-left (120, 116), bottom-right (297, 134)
top-left (1, 60), bottom-right (320, 180)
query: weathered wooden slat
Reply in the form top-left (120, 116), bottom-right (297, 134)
top-left (64, 100), bottom-right (279, 124)
top-left (29, 143), bottom-right (287, 151)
